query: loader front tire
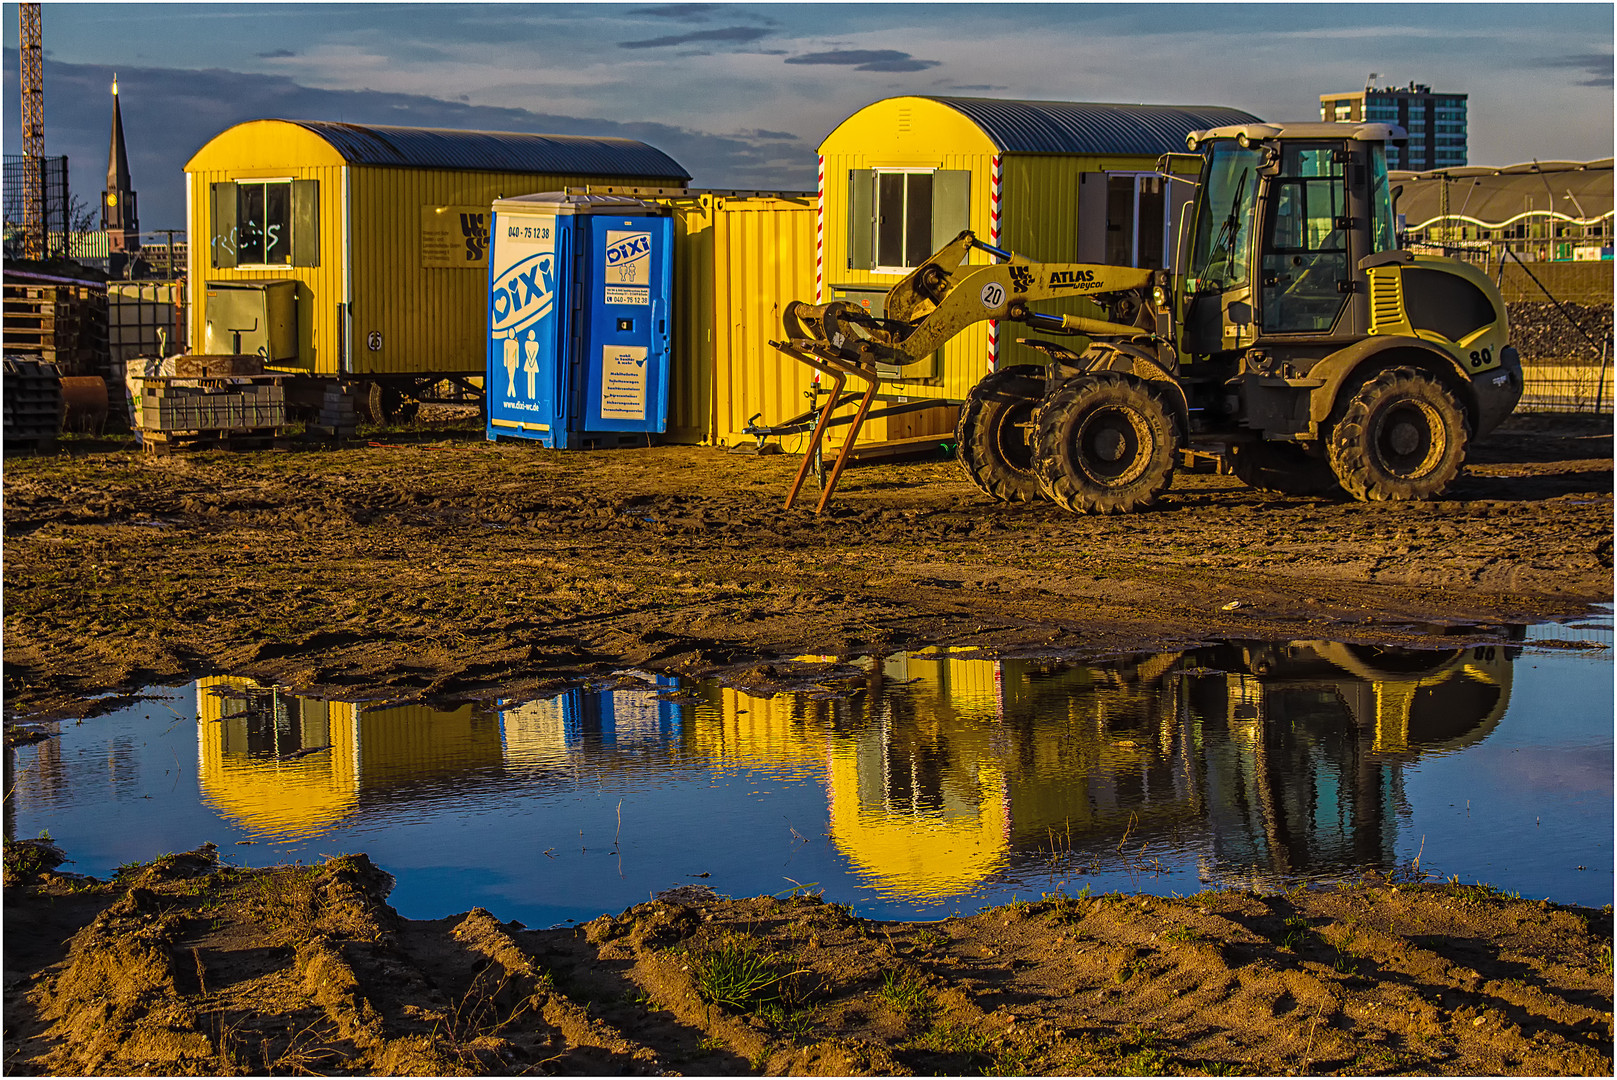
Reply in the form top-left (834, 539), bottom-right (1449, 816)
top-left (1033, 373), bottom-right (1178, 514)
top-left (1226, 440), bottom-right (1342, 497)
top-left (1328, 367), bottom-right (1467, 501)
top-left (956, 364), bottom-right (1048, 502)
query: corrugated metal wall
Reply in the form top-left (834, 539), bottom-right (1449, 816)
top-left (652, 193), bottom-right (818, 445)
top-left (696, 195), bottom-right (819, 445)
top-left (185, 158), bottom-right (348, 372)
top-left (186, 120), bottom-right (683, 378)
top-left (347, 167), bottom-right (677, 379)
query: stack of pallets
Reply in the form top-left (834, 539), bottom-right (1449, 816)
top-left (2, 357), bottom-right (64, 452)
top-left (2, 282), bottom-right (108, 377)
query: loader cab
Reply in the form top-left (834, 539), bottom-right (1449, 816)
top-left (1179, 122), bottom-right (1404, 357)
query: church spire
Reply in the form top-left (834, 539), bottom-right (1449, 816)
top-left (102, 72), bottom-right (139, 253)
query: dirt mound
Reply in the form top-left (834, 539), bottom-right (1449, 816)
top-left (5, 853), bottom-right (1610, 1075)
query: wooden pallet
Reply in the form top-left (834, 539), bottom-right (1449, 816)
top-left (140, 428), bottom-right (279, 455)
top-left (2, 434), bottom-right (58, 455)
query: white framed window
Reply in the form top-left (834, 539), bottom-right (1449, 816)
top-left (874, 169), bottom-right (936, 272)
top-left (846, 168), bottom-right (969, 273)
top-left (210, 178), bottom-right (319, 269)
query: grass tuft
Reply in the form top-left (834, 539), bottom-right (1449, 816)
top-left (876, 968), bottom-right (932, 1021)
top-left (685, 933), bottom-right (799, 1013)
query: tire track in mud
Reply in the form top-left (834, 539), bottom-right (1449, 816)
top-left (3, 416), bottom-right (1609, 719)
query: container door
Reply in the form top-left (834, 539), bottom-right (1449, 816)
top-left (486, 212), bottom-right (566, 444)
top-left (578, 214), bottom-right (673, 435)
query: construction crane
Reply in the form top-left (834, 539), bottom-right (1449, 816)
top-left (19, 2), bottom-right (45, 259)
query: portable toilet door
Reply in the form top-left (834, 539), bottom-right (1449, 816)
top-left (487, 198), bottom-right (567, 444)
top-left (486, 192), bottom-right (673, 448)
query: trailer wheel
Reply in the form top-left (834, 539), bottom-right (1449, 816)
top-left (1033, 373), bottom-right (1178, 514)
top-left (956, 364), bottom-right (1048, 502)
top-left (1328, 367), bottom-right (1467, 501)
top-left (367, 381), bottom-right (420, 425)
top-left (1226, 440), bottom-right (1342, 497)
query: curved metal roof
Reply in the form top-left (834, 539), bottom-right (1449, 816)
top-left (923, 97), bottom-right (1263, 155)
top-left (1392, 159), bottom-right (1613, 228)
top-left (281, 121), bottom-right (690, 180)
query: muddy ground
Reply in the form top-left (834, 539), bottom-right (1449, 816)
top-left (2, 410), bottom-right (1611, 722)
top-left (2, 844), bottom-right (1610, 1076)
top-left (2, 418), bottom-right (1613, 1075)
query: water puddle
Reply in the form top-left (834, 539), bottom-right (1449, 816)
top-left (6, 624), bottom-right (1611, 925)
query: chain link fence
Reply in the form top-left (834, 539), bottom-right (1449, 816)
top-left (2, 154), bottom-right (71, 260)
top-left (1411, 240), bottom-right (1612, 413)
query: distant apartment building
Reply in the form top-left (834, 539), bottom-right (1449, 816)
top-left (1319, 81), bottom-right (1467, 170)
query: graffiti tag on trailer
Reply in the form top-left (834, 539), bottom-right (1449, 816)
top-left (210, 223), bottom-right (283, 266)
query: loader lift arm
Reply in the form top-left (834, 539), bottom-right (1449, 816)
top-left (769, 231), bottom-right (1164, 512)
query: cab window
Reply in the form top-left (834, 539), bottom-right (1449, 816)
top-left (1260, 144), bottom-right (1349, 334)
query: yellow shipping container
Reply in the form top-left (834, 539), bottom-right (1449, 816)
top-left (655, 191), bottom-right (819, 445)
top-left (183, 120), bottom-right (689, 387)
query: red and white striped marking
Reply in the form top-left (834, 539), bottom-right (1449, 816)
top-left (987, 154), bottom-right (1002, 373)
top-left (815, 156), bottom-right (825, 305)
top-left (813, 156), bottom-right (825, 388)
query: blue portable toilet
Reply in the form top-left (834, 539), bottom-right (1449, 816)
top-left (486, 192), bottom-right (674, 447)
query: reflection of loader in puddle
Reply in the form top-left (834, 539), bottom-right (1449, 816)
top-left (1184, 639), bottom-right (1517, 885)
top-left (819, 641), bottom-right (1517, 897)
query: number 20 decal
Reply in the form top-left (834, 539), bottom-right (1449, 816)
top-left (1468, 346), bottom-right (1493, 368)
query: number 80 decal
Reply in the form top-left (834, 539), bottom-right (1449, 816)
top-left (1467, 346), bottom-right (1493, 368)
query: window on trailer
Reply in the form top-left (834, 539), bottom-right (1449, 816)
top-left (846, 168), bottom-right (970, 273)
top-left (210, 179), bottom-right (319, 269)
top-left (877, 171), bottom-right (934, 270)
top-left (1105, 173), bottom-right (1169, 269)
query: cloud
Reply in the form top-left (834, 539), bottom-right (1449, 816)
top-left (620, 27), bottom-right (771, 50)
top-left (942, 84), bottom-right (1008, 93)
top-left (784, 49), bottom-right (940, 73)
top-left (257, 49), bottom-right (297, 59)
top-left (1541, 52), bottom-right (1614, 88)
top-left (2, 52), bottom-right (816, 229)
top-left (626, 3), bottom-right (720, 19)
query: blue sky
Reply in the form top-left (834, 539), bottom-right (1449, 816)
top-left (4, 2), bottom-right (1613, 231)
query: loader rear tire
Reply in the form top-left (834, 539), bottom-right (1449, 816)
top-left (1033, 373), bottom-right (1178, 514)
top-left (956, 364), bottom-right (1048, 502)
top-left (1328, 367), bottom-right (1467, 501)
top-left (1226, 440), bottom-right (1342, 497)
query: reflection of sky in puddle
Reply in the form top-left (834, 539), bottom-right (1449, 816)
top-left (6, 623), bottom-right (1611, 925)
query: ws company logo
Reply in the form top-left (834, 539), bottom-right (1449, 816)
top-left (606, 231), bottom-right (652, 282)
top-left (490, 253), bottom-right (556, 337)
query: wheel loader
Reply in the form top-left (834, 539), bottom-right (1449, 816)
top-left (770, 121), bottom-right (1523, 513)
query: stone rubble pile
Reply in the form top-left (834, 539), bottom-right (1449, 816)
top-left (1508, 302), bottom-right (1614, 362)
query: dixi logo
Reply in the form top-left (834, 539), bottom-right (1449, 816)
top-left (606, 233), bottom-right (651, 268)
top-left (490, 253), bottom-right (556, 337)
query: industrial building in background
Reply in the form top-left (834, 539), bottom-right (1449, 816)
top-left (1319, 77), bottom-right (1467, 170)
